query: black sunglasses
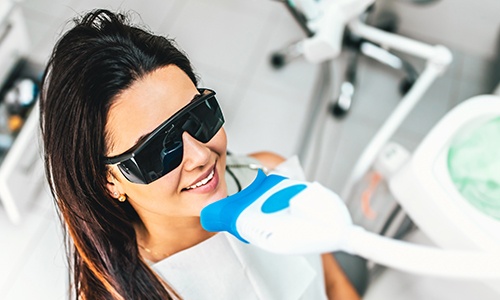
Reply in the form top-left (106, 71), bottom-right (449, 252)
top-left (104, 88), bottom-right (224, 184)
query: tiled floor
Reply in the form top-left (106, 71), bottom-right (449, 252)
top-left (1, 0), bottom-right (499, 299)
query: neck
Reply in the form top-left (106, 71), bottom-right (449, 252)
top-left (135, 215), bottom-right (215, 263)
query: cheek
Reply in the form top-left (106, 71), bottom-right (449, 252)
top-left (212, 128), bottom-right (228, 172)
top-left (124, 175), bottom-right (180, 211)
top-left (213, 128), bottom-right (227, 153)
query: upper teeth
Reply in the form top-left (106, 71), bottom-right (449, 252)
top-left (185, 170), bottom-right (214, 190)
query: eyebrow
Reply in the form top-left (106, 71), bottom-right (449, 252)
top-left (133, 92), bottom-right (202, 144)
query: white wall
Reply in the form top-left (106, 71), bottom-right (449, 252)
top-left (377, 0), bottom-right (500, 59)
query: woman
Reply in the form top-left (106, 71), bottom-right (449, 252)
top-left (40, 9), bottom-right (360, 299)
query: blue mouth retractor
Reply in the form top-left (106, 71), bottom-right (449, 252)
top-left (200, 170), bottom-right (306, 242)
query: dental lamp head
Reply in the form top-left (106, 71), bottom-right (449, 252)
top-left (301, 0), bottom-right (376, 63)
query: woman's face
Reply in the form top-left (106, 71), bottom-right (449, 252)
top-left (105, 65), bottom-right (228, 218)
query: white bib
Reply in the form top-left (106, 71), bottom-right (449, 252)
top-left (152, 232), bottom-right (327, 299)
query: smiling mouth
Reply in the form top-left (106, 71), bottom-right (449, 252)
top-left (184, 169), bottom-right (215, 191)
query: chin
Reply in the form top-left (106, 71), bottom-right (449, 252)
top-left (194, 189), bottom-right (227, 217)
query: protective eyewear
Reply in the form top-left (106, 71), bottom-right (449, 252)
top-left (104, 88), bottom-right (224, 184)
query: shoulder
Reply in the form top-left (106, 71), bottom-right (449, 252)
top-left (248, 151), bottom-right (285, 170)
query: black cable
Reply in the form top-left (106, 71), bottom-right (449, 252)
top-left (283, 0), bottom-right (315, 37)
top-left (378, 204), bottom-right (402, 236)
top-left (379, 203), bottom-right (415, 240)
top-left (225, 165), bottom-right (242, 192)
top-left (393, 215), bottom-right (415, 240)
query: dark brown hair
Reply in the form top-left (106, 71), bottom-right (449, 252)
top-left (40, 9), bottom-right (197, 299)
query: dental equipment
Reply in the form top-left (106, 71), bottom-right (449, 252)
top-left (339, 24), bottom-right (452, 201)
top-left (279, 0), bottom-right (453, 182)
top-left (200, 168), bottom-right (500, 279)
top-left (388, 94), bottom-right (500, 255)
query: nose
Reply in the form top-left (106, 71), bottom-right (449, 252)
top-left (181, 131), bottom-right (211, 171)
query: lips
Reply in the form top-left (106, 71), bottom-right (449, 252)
top-left (183, 165), bottom-right (217, 191)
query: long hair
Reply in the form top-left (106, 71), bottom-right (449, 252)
top-left (39, 9), bottom-right (197, 299)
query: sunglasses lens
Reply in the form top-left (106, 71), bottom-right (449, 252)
top-left (129, 131), bottom-right (183, 184)
top-left (118, 160), bottom-right (147, 184)
top-left (161, 140), bottom-right (183, 174)
top-left (183, 96), bottom-right (224, 143)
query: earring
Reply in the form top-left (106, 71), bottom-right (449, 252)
top-left (118, 194), bottom-right (127, 202)
top-left (113, 192), bottom-right (119, 197)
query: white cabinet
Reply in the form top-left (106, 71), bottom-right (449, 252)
top-left (0, 2), bottom-right (30, 85)
top-left (0, 2), bottom-right (44, 224)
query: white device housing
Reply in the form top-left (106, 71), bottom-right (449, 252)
top-left (233, 176), bottom-right (500, 279)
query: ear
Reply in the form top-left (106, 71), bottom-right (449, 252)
top-left (106, 168), bottom-right (123, 199)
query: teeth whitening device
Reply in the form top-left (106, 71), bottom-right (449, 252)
top-left (201, 167), bottom-right (500, 280)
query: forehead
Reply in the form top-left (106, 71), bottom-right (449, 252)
top-left (105, 65), bottom-right (198, 156)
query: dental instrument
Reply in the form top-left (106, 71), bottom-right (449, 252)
top-left (200, 167), bottom-right (500, 280)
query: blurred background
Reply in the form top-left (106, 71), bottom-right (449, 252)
top-left (0, 0), bottom-right (499, 298)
